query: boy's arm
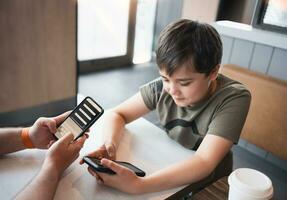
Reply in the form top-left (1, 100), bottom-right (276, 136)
top-left (102, 92), bottom-right (151, 150)
top-left (139, 134), bottom-right (233, 192)
top-left (95, 134), bottom-right (232, 194)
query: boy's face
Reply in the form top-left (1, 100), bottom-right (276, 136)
top-left (159, 65), bottom-right (218, 107)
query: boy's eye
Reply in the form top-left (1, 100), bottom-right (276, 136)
top-left (180, 82), bottom-right (191, 86)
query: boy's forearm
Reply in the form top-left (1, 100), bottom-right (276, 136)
top-left (0, 128), bottom-right (26, 155)
top-left (102, 111), bottom-right (126, 148)
top-left (139, 155), bottom-right (213, 193)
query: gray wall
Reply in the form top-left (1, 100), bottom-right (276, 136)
top-left (221, 35), bottom-right (287, 81)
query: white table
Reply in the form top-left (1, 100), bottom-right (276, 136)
top-left (0, 117), bottom-right (194, 200)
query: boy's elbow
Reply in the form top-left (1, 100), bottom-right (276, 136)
top-left (106, 109), bottom-right (128, 124)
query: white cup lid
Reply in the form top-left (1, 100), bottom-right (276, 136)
top-left (228, 168), bottom-right (273, 198)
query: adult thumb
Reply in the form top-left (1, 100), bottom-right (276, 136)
top-left (59, 133), bottom-right (74, 145)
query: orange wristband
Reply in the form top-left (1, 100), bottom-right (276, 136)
top-left (21, 127), bottom-right (35, 149)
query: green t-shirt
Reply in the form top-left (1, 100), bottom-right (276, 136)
top-left (140, 74), bottom-right (251, 150)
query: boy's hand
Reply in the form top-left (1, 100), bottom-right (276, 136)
top-left (87, 158), bottom-right (143, 194)
top-left (80, 141), bottom-right (116, 165)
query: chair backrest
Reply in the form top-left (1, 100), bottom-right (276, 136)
top-left (220, 64), bottom-right (287, 160)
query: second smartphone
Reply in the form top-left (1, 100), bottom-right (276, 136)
top-left (83, 156), bottom-right (146, 177)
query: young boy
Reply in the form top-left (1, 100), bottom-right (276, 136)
top-left (82, 19), bottom-right (251, 194)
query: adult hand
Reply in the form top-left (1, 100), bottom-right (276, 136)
top-left (29, 111), bottom-right (70, 149)
top-left (44, 133), bottom-right (87, 176)
top-left (88, 158), bottom-right (144, 194)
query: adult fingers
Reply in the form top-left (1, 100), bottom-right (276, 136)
top-left (53, 111), bottom-right (71, 125)
top-left (42, 118), bottom-right (57, 133)
top-left (84, 133), bottom-right (89, 139)
top-left (59, 133), bottom-right (74, 145)
top-left (47, 140), bottom-right (56, 148)
top-left (73, 135), bottom-right (87, 150)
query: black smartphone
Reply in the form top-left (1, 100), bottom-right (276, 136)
top-left (83, 156), bottom-right (146, 177)
top-left (55, 96), bottom-right (104, 140)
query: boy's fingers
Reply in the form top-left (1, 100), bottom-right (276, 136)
top-left (106, 144), bottom-right (115, 158)
top-left (79, 148), bottom-right (103, 165)
top-left (88, 167), bottom-right (97, 177)
top-left (101, 158), bottom-right (123, 174)
top-left (87, 167), bottom-right (103, 183)
top-left (86, 149), bottom-right (106, 159)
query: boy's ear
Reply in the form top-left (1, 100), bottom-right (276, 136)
top-left (210, 64), bottom-right (220, 81)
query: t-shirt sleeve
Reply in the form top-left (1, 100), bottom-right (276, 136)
top-left (207, 89), bottom-right (251, 144)
top-left (139, 78), bottom-right (163, 110)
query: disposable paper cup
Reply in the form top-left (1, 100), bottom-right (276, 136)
top-left (228, 168), bottom-right (273, 200)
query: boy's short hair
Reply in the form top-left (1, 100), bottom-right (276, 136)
top-left (156, 19), bottom-right (222, 76)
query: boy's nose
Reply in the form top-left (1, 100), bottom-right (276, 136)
top-left (168, 84), bottom-right (179, 96)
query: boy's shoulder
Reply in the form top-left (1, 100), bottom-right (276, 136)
top-left (142, 77), bottom-right (163, 94)
top-left (210, 74), bottom-right (251, 109)
top-left (217, 74), bottom-right (251, 97)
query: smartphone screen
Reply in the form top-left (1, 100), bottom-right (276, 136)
top-left (55, 97), bottom-right (104, 140)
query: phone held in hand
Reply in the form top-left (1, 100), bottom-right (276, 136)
top-left (83, 156), bottom-right (146, 177)
top-left (55, 96), bottom-right (104, 140)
